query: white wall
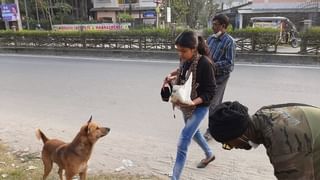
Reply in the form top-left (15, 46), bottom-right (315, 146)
top-left (216, 0), bottom-right (251, 9)
top-left (94, 0), bottom-right (118, 8)
top-left (94, 0), bottom-right (156, 8)
top-left (139, 0), bottom-right (156, 7)
top-left (97, 11), bottom-right (116, 21)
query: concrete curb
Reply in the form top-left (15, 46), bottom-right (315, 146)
top-left (0, 47), bottom-right (179, 60)
top-left (0, 47), bottom-right (319, 65)
top-left (237, 52), bottom-right (320, 65)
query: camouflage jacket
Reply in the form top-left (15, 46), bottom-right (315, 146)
top-left (252, 103), bottom-right (320, 180)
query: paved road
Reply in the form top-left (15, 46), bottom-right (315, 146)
top-left (0, 54), bottom-right (319, 179)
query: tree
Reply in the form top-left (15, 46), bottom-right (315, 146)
top-left (170, 0), bottom-right (215, 28)
top-left (185, 0), bottom-right (206, 28)
top-left (222, 0), bottom-right (233, 10)
top-left (198, 0), bottom-right (219, 28)
top-left (171, 0), bottom-right (189, 25)
top-left (36, 0), bottom-right (53, 29)
top-left (55, 1), bottom-right (72, 24)
top-left (67, 0), bottom-right (89, 21)
top-left (118, 12), bottom-right (133, 23)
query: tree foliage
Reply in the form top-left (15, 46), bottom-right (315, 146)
top-left (171, 0), bottom-right (189, 25)
top-left (185, 0), bottom-right (205, 28)
top-left (170, 0), bottom-right (219, 28)
top-left (14, 0), bottom-right (223, 29)
top-left (55, 1), bottom-right (73, 24)
top-left (118, 13), bottom-right (134, 22)
top-left (14, 0), bottom-right (88, 29)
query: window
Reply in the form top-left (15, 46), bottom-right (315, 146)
top-left (118, 0), bottom-right (138, 4)
top-left (96, 0), bottom-right (111, 3)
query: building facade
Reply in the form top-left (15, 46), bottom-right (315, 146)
top-left (91, 0), bottom-right (158, 25)
top-left (215, 0), bottom-right (252, 10)
top-left (219, 0), bottom-right (320, 30)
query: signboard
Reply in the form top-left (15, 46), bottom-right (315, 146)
top-left (143, 11), bottom-right (156, 18)
top-left (166, 7), bottom-right (171, 23)
top-left (0, 3), bottom-right (18, 22)
top-left (52, 23), bottom-right (131, 31)
top-left (253, 22), bottom-right (280, 29)
top-left (143, 18), bottom-right (155, 25)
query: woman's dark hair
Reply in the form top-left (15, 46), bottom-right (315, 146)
top-left (175, 30), bottom-right (209, 56)
top-left (212, 14), bottom-right (229, 28)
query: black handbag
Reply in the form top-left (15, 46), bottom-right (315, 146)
top-left (160, 83), bottom-right (172, 102)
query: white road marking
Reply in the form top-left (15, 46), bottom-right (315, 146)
top-left (236, 63), bottom-right (320, 70)
top-left (0, 53), bottom-right (319, 69)
top-left (0, 53), bottom-right (177, 64)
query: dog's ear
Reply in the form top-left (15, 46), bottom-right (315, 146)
top-left (87, 115), bottom-right (92, 124)
top-left (85, 116), bottom-right (92, 134)
top-left (84, 124), bottom-right (91, 135)
top-left (86, 125), bottom-right (90, 134)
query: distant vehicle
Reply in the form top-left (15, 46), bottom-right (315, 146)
top-left (250, 16), bottom-right (299, 48)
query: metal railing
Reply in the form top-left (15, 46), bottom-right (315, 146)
top-left (0, 33), bottom-right (318, 55)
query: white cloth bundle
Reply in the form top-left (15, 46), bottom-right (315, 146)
top-left (170, 73), bottom-right (193, 104)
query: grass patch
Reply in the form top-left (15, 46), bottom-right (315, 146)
top-left (0, 142), bottom-right (43, 180)
top-left (0, 141), bottom-right (165, 180)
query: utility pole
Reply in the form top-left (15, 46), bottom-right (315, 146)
top-left (48, 0), bottom-right (54, 20)
top-left (75, 0), bottom-right (79, 19)
top-left (129, 0), bottom-right (132, 15)
top-left (155, 1), bottom-right (160, 28)
top-left (23, 0), bottom-right (29, 29)
top-left (14, 0), bottom-right (23, 30)
top-left (129, 0), bottom-right (133, 27)
top-left (45, 0), bottom-right (53, 30)
top-left (1, 0), bottom-right (10, 30)
top-left (35, 0), bottom-right (40, 25)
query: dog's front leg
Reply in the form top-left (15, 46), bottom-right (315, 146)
top-left (79, 170), bottom-right (87, 180)
top-left (58, 168), bottom-right (63, 180)
top-left (65, 172), bottom-right (76, 180)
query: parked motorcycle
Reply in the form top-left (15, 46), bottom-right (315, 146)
top-left (288, 29), bottom-right (300, 48)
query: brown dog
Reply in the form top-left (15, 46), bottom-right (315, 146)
top-left (35, 116), bottom-right (110, 180)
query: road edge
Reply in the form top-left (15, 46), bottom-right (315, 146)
top-left (0, 47), bottom-right (319, 65)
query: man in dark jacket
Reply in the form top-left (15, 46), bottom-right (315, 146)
top-left (208, 101), bottom-right (320, 180)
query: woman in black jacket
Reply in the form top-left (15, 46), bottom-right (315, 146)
top-left (162, 30), bottom-right (216, 180)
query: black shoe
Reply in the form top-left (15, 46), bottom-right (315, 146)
top-left (197, 155), bottom-right (215, 168)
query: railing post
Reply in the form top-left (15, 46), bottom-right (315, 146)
top-left (251, 35), bottom-right (256, 51)
top-left (300, 37), bottom-right (307, 54)
top-left (274, 35), bottom-right (278, 53)
top-left (82, 33), bottom-right (86, 48)
top-left (139, 36), bottom-right (142, 50)
top-left (14, 33), bottom-right (18, 47)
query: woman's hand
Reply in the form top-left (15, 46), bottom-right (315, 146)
top-left (173, 97), bottom-right (203, 108)
top-left (162, 74), bottom-right (176, 88)
top-left (165, 74), bottom-right (176, 82)
top-left (174, 100), bottom-right (195, 108)
top-left (163, 69), bottom-right (178, 86)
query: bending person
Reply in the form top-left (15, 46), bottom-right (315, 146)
top-left (208, 101), bottom-right (320, 180)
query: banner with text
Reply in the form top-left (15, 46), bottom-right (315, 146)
top-left (52, 23), bottom-right (131, 31)
top-left (0, 3), bottom-right (18, 22)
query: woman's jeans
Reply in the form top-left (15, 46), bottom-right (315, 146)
top-left (171, 106), bottom-right (213, 180)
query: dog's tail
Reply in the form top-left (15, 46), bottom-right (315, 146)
top-left (35, 129), bottom-right (49, 144)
